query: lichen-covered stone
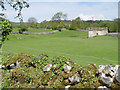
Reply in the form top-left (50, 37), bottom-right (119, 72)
top-left (98, 65), bottom-right (120, 87)
top-left (100, 73), bottom-right (114, 87)
top-left (68, 73), bottom-right (81, 84)
top-left (43, 64), bottom-right (52, 72)
top-left (63, 79), bottom-right (70, 85)
top-left (63, 64), bottom-right (72, 73)
top-left (115, 65), bottom-right (120, 82)
top-left (60, 70), bottom-right (77, 79)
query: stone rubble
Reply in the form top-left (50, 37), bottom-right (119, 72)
top-left (16, 61), bottom-right (21, 68)
top-left (98, 65), bottom-right (120, 87)
top-left (68, 73), bottom-right (81, 84)
top-left (0, 65), bottom-right (2, 69)
top-left (115, 65), bottom-right (120, 82)
top-left (0, 65), bottom-right (5, 69)
top-left (66, 62), bottom-right (69, 65)
top-left (100, 73), bottom-right (114, 87)
top-left (63, 64), bottom-right (72, 73)
top-left (53, 65), bottom-right (56, 68)
top-left (9, 64), bottom-right (16, 69)
top-left (65, 85), bottom-right (71, 90)
top-left (97, 86), bottom-right (108, 90)
top-left (1, 54), bottom-right (120, 88)
top-left (43, 64), bottom-right (52, 72)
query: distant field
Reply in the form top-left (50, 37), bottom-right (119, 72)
top-left (13, 28), bottom-right (53, 32)
top-left (2, 30), bottom-right (118, 66)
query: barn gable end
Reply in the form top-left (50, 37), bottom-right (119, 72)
top-left (88, 27), bottom-right (108, 38)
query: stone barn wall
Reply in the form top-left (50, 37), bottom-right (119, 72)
top-left (88, 27), bottom-right (108, 38)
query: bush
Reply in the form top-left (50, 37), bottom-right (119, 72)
top-left (69, 26), bottom-right (77, 30)
top-left (19, 26), bottom-right (28, 34)
top-left (109, 22), bottom-right (118, 32)
top-left (1, 20), bottom-right (13, 42)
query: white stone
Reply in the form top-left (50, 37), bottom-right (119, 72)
top-left (100, 73), bottom-right (114, 86)
top-left (65, 85), bottom-right (71, 90)
top-left (43, 64), bottom-right (52, 72)
top-left (0, 65), bottom-right (5, 69)
top-left (98, 65), bottom-right (120, 86)
top-left (0, 65), bottom-right (2, 69)
top-left (2, 65), bottom-right (5, 69)
top-left (63, 64), bottom-right (72, 73)
top-left (68, 73), bottom-right (80, 84)
top-left (98, 65), bottom-right (105, 73)
top-left (16, 61), bottom-right (21, 68)
top-left (10, 64), bottom-right (16, 69)
top-left (110, 71), bottom-right (115, 77)
top-left (98, 86), bottom-right (108, 90)
top-left (115, 65), bottom-right (120, 82)
top-left (66, 62), bottom-right (69, 65)
top-left (53, 65), bottom-right (56, 68)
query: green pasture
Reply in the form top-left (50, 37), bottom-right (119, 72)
top-left (2, 30), bottom-right (118, 66)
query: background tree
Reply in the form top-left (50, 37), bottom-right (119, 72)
top-left (28, 17), bottom-right (37, 23)
top-left (51, 12), bottom-right (67, 31)
top-left (51, 12), bottom-right (67, 21)
top-left (69, 20), bottom-right (77, 30)
top-left (28, 17), bottom-right (38, 28)
top-left (109, 18), bottom-right (119, 32)
top-left (69, 17), bottom-right (85, 30)
top-left (89, 22), bottom-right (99, 27)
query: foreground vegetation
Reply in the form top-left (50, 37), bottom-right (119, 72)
top-left (1, 53), bottom-right (120, 88)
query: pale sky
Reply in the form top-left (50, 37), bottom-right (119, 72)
top-left (29, 0), bottom-right (119, 2)
top-left (0, 1), bottom-right (119, 22)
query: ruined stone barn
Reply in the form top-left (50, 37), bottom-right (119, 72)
top-left (88, 27), bottom-right (108, 38)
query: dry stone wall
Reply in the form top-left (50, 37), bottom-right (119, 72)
top-left (0, 53), bottom-right (120, 88)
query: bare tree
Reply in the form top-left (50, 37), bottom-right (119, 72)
top-left (28, 17), bottom-right (37, 23)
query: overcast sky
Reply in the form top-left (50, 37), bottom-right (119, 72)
top-left (1, 0), bottom-right (119, 22)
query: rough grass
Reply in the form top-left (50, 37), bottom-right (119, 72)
top-left (2, 30), bottom-right (118, 66)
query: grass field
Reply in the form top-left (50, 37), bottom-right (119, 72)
top-left (2, 30), bottom-right (118, 66)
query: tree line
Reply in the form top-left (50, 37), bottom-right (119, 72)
top-left (11, 12), bottom-right (118, 32)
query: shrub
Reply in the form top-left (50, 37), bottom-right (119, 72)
top-left (19, 26), bottom-right (28, 34)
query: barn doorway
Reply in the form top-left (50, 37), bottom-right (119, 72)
top-left (96, 33), bottom-right (98, 36)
